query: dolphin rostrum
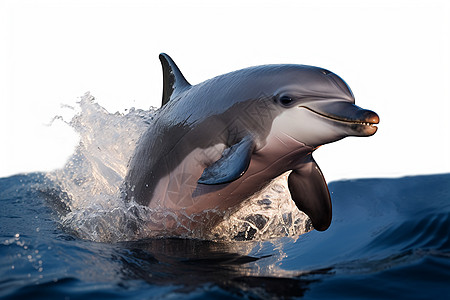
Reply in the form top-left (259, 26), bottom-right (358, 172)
top-left (124, 53), bottom-right (379, 232)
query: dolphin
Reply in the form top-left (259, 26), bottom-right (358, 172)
top-left (124, 53), bottom-right (379, 232)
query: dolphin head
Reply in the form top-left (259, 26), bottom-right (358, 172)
top-left (265, 66), bottom-right (379, 148)
top-left (238, 65), bottom-right (379, 231)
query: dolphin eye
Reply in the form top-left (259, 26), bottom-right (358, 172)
top-left (279, 95), bottom-right (294, 106)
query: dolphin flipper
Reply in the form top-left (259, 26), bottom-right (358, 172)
top-left (288, 156), bottom-right (332, 231)
top-left (198, 136), bottom-right (254, 185)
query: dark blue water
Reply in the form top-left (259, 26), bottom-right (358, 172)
top-left (1, 173), bottom-right (449, 299)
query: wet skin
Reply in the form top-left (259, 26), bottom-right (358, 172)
top-left (124, 54), bottom-right (379, 231)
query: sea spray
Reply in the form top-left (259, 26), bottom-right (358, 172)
top-left (46, 93), bottom-right (311, 242)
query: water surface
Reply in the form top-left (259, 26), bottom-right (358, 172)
top-left (1, 173), bottom-right (449, 299)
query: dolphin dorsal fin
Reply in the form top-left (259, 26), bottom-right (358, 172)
top-left (159, 53), bottom-right (191, 107)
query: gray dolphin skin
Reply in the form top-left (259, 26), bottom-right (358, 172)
top-left (124, 53), bottom-right (379, 232)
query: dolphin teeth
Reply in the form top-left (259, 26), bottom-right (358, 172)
top-left (355, 122), bottom-right (373, 126)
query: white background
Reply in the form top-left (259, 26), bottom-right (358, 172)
top-left (1, 0), bottom-right (449, 181)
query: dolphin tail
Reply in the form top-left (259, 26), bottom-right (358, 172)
top-left (159, 53), bottom-right (191, 107)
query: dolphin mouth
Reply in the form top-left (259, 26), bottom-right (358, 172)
top-left (299, 102), bottom-right (380, 136)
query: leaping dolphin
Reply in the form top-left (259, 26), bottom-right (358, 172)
top-left (124, 53), bottom-right (379, 232)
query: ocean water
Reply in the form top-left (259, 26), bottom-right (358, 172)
top-left (1, 95), bottom-right (449, 299)
top-left (2, 173), bottom-right (449, 299)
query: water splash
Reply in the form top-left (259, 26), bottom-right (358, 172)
top-left (45, 93), bottom-right (311, 242)
top-left (212, 173), bottom-right (311, 240)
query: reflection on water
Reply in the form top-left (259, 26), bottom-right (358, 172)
top-left (114, 238), bottom-right (331, 299)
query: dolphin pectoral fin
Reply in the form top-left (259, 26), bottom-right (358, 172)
top-left (288, 157), bottom-right (332, 231)
top-left (198, 136), bottom-right (254, 185)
